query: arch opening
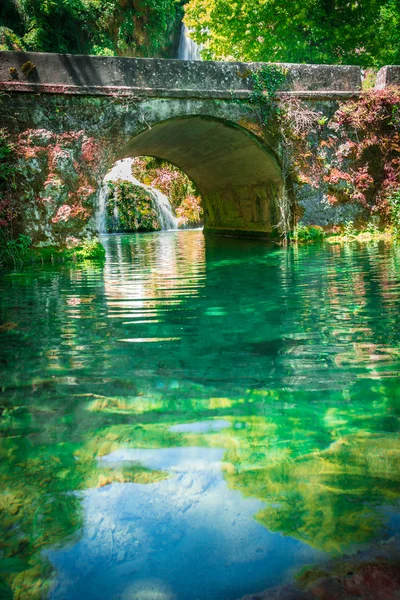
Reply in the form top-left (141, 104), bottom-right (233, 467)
top-left (116, 116), bottom-right (284, 238)
top-left (98, 157), bottom-right (203, 234)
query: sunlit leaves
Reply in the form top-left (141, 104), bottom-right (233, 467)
top-left (185, 0), bottom-right (400, 67)
top-left (0, 0), bottom-right (182, 57)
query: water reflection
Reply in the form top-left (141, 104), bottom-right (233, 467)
top-left (0, 232), bottom-right (400, 599)
top-left (49, 448), bottom-right (322, 600)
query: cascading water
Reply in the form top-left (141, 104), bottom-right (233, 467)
top-left (97, 158), bottom-right (178, 233)
top-left (177, 24), bottom-right (202, 61)
top-left (97, 183), bottom-right (108, 234)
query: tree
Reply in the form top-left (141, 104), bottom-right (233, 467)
top-left (184, 0), bottom-right (400, 68)
top-left (0, 0), bottom-right (183, 57)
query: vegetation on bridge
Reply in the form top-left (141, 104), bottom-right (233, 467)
top-left (285, 87), bottom-right (400, 235)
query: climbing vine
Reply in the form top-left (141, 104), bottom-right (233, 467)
top-left (275, 87), bottom-right (400, 239)
top-left (249, 64), bottom-right (287, 126)
top-left (388, 189), bottom-right (400, 234)
top-left (275, 96), bottom-right (325, 243)
top-left (322, 88), bottom-right (400, 220)
top-left (0, 128), bottom-right (27, 267)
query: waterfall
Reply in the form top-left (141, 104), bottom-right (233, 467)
top-left (97, 158), bottom-right (178, 233)
top-left (97, 182), bottom-right (108, 233)
top-left (149, 186), bottom-right (178, 230)
top-left (178, 24), bottom-right (202, 61)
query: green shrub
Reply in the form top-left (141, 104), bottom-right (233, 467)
top-left (0, 233), bottom-right (32, 268)
top-left (70, 239), bottom-right (105, 260)
top-left (366, 221), bottom-right (380, 235)
top-left (343, 220), bottom-right (357, 238)
top-left (388, 189), bottom-right (400, 235)
top-left (291, 224), bottom-right (325, 243)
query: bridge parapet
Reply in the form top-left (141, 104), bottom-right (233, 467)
top-left (0, 51), bottom-right (362, 99)
top-left (1, 51), bottom-right (399, 244)
top-left (376, 66), bottom-right (400, 90)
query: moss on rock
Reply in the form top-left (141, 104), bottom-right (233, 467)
top-left (107, 181), bottom-right (162, 233)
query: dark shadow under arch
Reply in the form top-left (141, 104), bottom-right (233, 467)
top-left (118, 116), bottom-right (284, 238)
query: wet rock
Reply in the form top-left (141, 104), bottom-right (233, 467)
top-left (238, 537), bottom-right (400, 600)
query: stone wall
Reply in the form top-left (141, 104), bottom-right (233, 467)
top-left (0, 51), bottom-right (398, 244)
top-left (376, 66), bottom-right (400, 90)
top-left (0, 92), bottom-right (286, 243)
top-left (0, 51), bottom-right (361, 98)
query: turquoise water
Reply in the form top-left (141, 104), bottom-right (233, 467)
top-left (1, 231), bottom-right (400, 599)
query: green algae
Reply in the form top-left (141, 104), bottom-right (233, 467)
top-left (2, 239), bottom-right (105, 269)
top-left (1, 231), bottom-right (400, 598)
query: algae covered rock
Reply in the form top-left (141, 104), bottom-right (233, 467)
top-left (107, 180), bottom-right (162, 233)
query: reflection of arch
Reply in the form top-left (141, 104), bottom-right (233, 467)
top-left (117, 116), bottom-right (284, 238)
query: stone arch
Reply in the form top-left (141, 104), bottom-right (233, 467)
top-left (113, 115), bottom-right (283, 238)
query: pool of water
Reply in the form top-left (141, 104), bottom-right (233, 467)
top-left (1, 231), bottom-right (400, 600)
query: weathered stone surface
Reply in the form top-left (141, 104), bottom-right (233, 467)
top-left (0, 51), bottom-right (362, 99)
top-left (295, 185), bottom-right (368, 228)
top-left (1, 92), bottom-right (287, 242)
top-left (1, 51), bottom-right (397, 244)
top-left (376, 66), bottom-right (400, 90)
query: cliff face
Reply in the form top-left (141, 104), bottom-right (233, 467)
top-left (0, 0), bottom-right (183, 58)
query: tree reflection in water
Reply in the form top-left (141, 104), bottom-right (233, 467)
top-left (0, 231), bottom-right (400, 599)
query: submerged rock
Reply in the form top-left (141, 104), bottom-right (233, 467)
top-left (239, 537), bottom-right (400, 600)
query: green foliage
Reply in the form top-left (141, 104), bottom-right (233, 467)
top-left (362, 69), bottom-right (378, 91)
top-left (0, 234), bottom-right (31, 269)
top-left (0, 0), bottom-right (183, 57)
top-left (69, 239), bottom-right (106, 260)
top-left (388, 189), bottom-right (400, 235)
top-left (376, 0), bottom-right (400, 67)
top-left (290, 225), bottom-right (325, 243)
top-left (107, 181), bottom-right (162, 232)
top-left (20, 61), bottom-right (36, 78)
top-left (0, 129), bottom-right (32, 269)
top-left (249, 64), bottom-right (287, 125)
top-left (390, 104), bottom-right (400, 129)
top-left (343, 220), bottom-right (357, 238)
top-left (132, 157), bottom-right (203, 226)
top-left (0, 237), bottom-right (105, 270)
top-left (6, 234), bottom-right (31, 253)
top-left (0, 129), bottom-right (16, 183)
top-left (185, 0), bottom-right (400, 68)
top-left (0, 26), bottom-right (25, 51)
top-left (366, 221), bottom-right (380, 235)
top-left (0, 129), bottom-right (22, 266)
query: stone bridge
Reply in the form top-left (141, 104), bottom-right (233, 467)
top-left (0, 51), bottom-right (397, 243)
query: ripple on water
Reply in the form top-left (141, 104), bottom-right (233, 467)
top-left (0, 232), bottom-right (400, 600)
